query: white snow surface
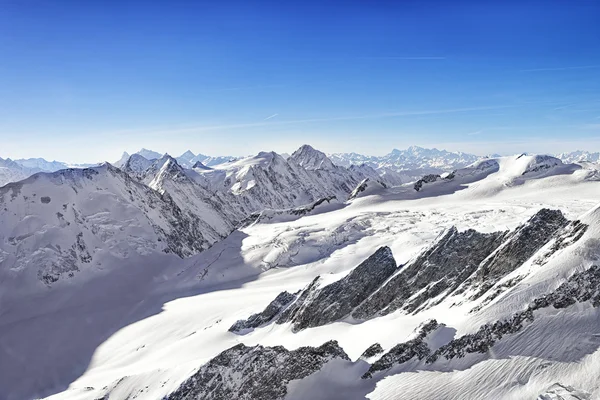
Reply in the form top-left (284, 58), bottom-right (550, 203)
top-left (2, 153), bottom-right (600, 399)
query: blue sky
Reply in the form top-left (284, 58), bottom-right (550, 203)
top-left (1, 0), bottom-right (600, 162)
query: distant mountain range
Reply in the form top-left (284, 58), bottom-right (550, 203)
top-left (1, 146), bottom-right (599, 188)
top-left (114, 149), bottom-right (236, 169)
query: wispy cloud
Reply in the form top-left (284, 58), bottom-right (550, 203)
top-left (102, 105), bottom-right (518, 138)
top-left (520, 65), bottom-right (600, 73)
top-left (363, 56), bottom-right (446, 60)
top-left (467, 130), bottom-right (483, 136)
top-left (264, 113), bottom-right (279, 121)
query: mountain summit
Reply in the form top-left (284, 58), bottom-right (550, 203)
top-left (289, 144), bottom-right (336, 170)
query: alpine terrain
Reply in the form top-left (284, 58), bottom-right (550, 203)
top-left (2, 146), bottom-right (600, 400)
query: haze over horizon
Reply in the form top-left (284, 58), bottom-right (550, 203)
top-left (2, 1), bottom-right (600, 163)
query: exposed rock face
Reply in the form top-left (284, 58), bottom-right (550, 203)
top-left (362, 320), bottom-right (440, 379)
top-left (471, 208), bottom-right (569, 297)
top-left (277, 247), bottom-right (398, 331)
top-left (533, 219), bottom-right (589, 266)
top-left (414, 174), bottom-right (441, 191)
top-left (428, 265), bottom-right (600, 363)
top-left (229, 291), bottom-right (297, 333)
top-left (348, 178), bottom-right (387, 200)
top-left (166, 341), bottom-right (349, 400)
top-left (352, 228), bottom-right (506, 319)
top-left (192, 161), bottom-right (211, 170)
top-left (360, 343), bottom-right (384, 359)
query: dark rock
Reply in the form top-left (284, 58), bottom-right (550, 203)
top-left (363, 320), bottom-right (440, 378)
top-left (471, 208), bottom-right (569, 298)
top-left (414, 174), bottom-right (441, 191)
top-left (360, 343), bottom-right (384, 359)
top-left (277, 246), bottom-right (398, 331)
top-left (229, 291), bottom-right (297, 333)
top-left (166, 340), bottom-right (349, 400)
top-left (353, 228), bottom-right (505, 319)
top-left (428, 265), bottom-right (600, 363)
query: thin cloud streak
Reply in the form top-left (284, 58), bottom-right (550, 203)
top-left (363, 56), bottom-right (446, 60)
top-left (264, 113), bottom-right (279, 120)
top-left (114, 105), bottom-right (518, 137)
top-left (520, 65), bottom-right (600, 72)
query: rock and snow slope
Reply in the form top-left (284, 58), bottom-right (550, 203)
top-left (2, 149), bottom-right (600, 400)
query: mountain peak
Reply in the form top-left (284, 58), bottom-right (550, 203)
top-left (179, 150), bottom-right (196, 161)
top-left (290, 144), bottom-right (335, 170)
top-left (136, 148), bottom-right (162, 160)
top-left (192, 160), bottom-right (211, 170)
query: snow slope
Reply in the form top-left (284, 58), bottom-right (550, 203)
top-left (2, 150), bottom-right (600, 400)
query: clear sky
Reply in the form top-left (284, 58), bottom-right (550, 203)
top-left (1, 0), bottom-right (600, 163)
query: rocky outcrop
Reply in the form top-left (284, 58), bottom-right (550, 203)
top-left (277, 247), bottom-right (398, 331)
top-left (533, 219), bottom-right (589, 266)
top-left (229, 291), bottom-right (297, 333)
top-left (348, 178), bottom-right (387, 200)
top-left (428, 265), bottom-right (600, 363)
top-left (414, 174), bottom-right (441, 191)
top-left (352, 228), bottom-right (506, 319)
top-left (471, 208), bottom-right (569, 297)
top-left (362, 320), bottom-right (440, 379)
top-left (166, 341), bottom-right (349, 400)
top-left (360, 343), bottom-right (384, 360)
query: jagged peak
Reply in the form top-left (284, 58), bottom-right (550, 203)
top-left (192, 160), bottom-right (212, 170)
top-left (135, 148), bottom-right (163, 160)
top-left (289, 144), bottom-right (335, 170)
top-left (179, 150), bottom-right (196, 160)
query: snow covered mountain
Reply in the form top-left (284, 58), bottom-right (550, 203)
top-left (557, 150), bottom-right (600, 163)
top-left (0, 157), bottom-right (38, 187)
top-left (4, 148), bottom-right (600, 400)
top-left (124, 145), bottom-right (387, 221)
top-left (175, 150), bottom-right (235, 168)
top-left (13, 158), bottom-right (69, 171)
top-left (0, 157), bottom-right (98, 187)
top-left (329, 146), bottom-right (481, 182)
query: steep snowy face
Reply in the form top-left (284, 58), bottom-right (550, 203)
top-left (289, 144), bottom-right (336, 171)
top-left (122, 154), bottom-right (154, 178)
top-left (113, 151), bottom-right (130, 168)
top-left (0, 164), bottom-right (223, 292)
top-left (348, 178), bottom-right (387, 200)
top-left (176, 150), bottom-right (198, 167)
